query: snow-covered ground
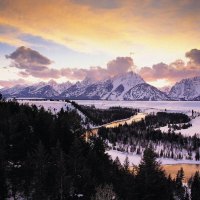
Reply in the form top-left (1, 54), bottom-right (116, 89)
top-left (17, 100), bottom-right (88, 125)
top-left (75, 100), bottom-right (200, 112)
top-left (18, 100), bottom-right (72, 114)
top-left (18, 100), bottom-right (200, 136)
top-left (158, 116), bottom-right (200, 136)
top-left (106, 150), bottom-right (200, 166)
top-left (17, 100), bottom-right (200, 166)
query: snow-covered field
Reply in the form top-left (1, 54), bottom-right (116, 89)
top-left (18, 100), bottom-right (72, 114)
top-left (159, 116), bottom-right (200, 136)
top-left (17, 100), bottom-right (200, 166)
top-left (106, 150), bottom-right (200, 166)
top-left (75, 100), bottom-right (200, 112)
top-left (18, 100), bottom-right (200, 114)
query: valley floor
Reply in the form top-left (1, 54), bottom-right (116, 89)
top-left (18, 100), bottom-right (200, 166)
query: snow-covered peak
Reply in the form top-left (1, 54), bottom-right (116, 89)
top-left (169, 76), bottom-right (200, 100)
top-left (48, 79), bottom-right (57, 86)
top-left (105, 71), bottom-right (145, 100)
top-left (33, 81), bottom-right (46, 88)
top-left (159, 86), bottom-right (171, 95)
top-left (80, 76), bottom-right (96, 86)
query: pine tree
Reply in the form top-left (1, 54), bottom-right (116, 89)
top-left (191, 172), bottom-right (200, 200)
top-left (123, 156), bottom-right (130, 172)
top-left (113, 156), bottom-right (122, 170)
top-left (195, 150), bottom-right (200, 161)
top-left (0, 134), bottom-right (7, 199)
top-left (175, 168), bottom-right (185, 200)
top-left (32, 141), bottom-right (50, 200)
top-left (53, 141), bottom-right (68, 200)
top-left (68, 137), bottom-right (91, 198)
top-left (136, 148), bottom-right (171, 200)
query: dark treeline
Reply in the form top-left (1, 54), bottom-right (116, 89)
top-left (0, 100), bottom-right (200, 199)
top-left (99, 112), bottom-right (199, 161)
top-left (70, 101), bottom-right (139, 126)
top-left (145, 112), bottom-right (190, 127)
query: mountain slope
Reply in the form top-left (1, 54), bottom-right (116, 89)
top-left (124, 83), bottom-right (170, 101)
top-left (169, 76), bottom-right (200, 100)
top-left (104, 72), bottom-right (145, 100)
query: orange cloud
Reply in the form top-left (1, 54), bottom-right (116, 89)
top-left (0, 0), bottom-right (199, 56)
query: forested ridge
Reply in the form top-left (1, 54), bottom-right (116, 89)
top-left (0, 100), bottom-right (200, 199)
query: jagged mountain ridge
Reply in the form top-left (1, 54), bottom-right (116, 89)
top-left (60, 72), bottom-right (146, 100)
top-left (2, 72), bottom-right (200, 101)
top-left (0, 72), bottom-right (171, 100)
top-left (1, 80), bottom-right (72, 98)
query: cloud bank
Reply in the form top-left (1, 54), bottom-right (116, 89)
top-left (6, 46), bottom-right (133, 81)
top-left (3, 46), bottom-right (200, 88)
top-left (139, 49), bottom-right (200, 84)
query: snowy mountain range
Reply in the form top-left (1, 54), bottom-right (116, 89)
top-left (1, 72), bottom-right (200, 101)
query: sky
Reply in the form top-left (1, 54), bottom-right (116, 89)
top-left (0, 0), bottom-right (200, 88)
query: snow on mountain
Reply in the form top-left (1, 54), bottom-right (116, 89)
top-left (159, 86), bottom-right (171, 95)
top-left (61, 78), bottom-right (113, 99)
top-left (124, 83), bottom-right (170, 101)
top-left (104, 71), bottom-right (145, 100)
top-left (60, 71), bottom-right (146, 100)
top-left (169, 76), bottom-right (200, 100)
top-left (48, 80), bottom-right (72, 93)
top-left (1, 80), bottom-right (72, 98)
top-left (1, 72), bottom-right (172, 100)
top-left (0, 85), bottom-right (27, 96)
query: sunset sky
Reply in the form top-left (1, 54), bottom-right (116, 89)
top-left (0, 0), bottom-right (200, 88)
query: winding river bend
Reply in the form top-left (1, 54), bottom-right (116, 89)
top-left (85, 112), bottom-right (200, 179)
top-left (18, 100), bottom-right (200, 180)
top-left (85, 112), bottom-right (147, 140)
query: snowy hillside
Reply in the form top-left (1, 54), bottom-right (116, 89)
top-left (123, 83), bottom-right (170, 101)
top-left (169, 76), bottom-right (200, 100)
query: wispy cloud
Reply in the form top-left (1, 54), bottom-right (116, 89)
top-left (0, 78), bottom-right (27, 88)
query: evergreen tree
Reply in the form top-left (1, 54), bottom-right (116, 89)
top-left (0, 134), bottom-right (7, 199)
top-left (32, 141), bottom-right (50, 200)
top-left (53, 141), bottom-right (68, 200)
top-left (68, 137), bottom-right (92, 198)
top-left (123, 156), bottom-right (129, 172)
top-left (136, 148), bottom-right (171, 200)
top-left (191, 172), bottom-right (200, 200)
top-left (195, 150), bottom-right (200, 161)
top-left (113, 156), bottom-right (122, 170)
top-left (175, 168), bottom-right (185, 200)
